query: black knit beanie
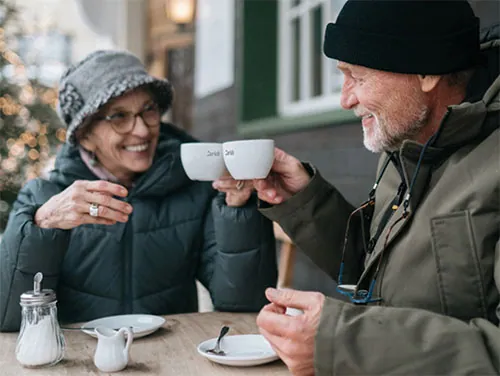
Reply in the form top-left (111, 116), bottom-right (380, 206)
top-left (323, 0), bottom-right (480, 75)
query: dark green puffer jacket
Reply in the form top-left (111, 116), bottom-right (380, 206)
top-left (0, 124), bottom-right (277, 331)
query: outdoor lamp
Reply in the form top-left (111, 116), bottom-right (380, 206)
top-left (165, 0), bottom-right (195, 28)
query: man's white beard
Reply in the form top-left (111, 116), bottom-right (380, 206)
top-left (363, 107), bottom-right (430, 153)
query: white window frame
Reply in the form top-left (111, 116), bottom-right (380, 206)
top-left (278, 0), bottom-right (346, 117)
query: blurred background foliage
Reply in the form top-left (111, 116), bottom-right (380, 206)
top-left (0, 0), bottom-right (65, 231)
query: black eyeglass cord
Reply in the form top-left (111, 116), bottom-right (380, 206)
top-left (402, 135), bottom-right (435, 215)
top-left (364, 134), bottom-right (436, 254)
top-left (368, 156), bottom-right (392, 200)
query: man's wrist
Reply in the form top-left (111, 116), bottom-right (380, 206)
top-left (302, 162), bottom-right (315, 178)
top-left (290, 162), bottom-right (314, 195)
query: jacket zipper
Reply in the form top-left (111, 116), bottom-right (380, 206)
top-left (123, 197), bottom-right (133, 314)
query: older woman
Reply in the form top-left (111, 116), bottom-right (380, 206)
top-left (0, 50), bottom-right (276, 331)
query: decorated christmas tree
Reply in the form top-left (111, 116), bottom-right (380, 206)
top-left (0, 0), bottom-right (65, 231)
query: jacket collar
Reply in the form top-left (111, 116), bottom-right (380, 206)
top-left (399, 32), bottom-right (500, 165)
top-left (395, 57), bottom-right (500, 212)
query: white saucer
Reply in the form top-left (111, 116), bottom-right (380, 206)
top-left (81, 314), bottom-right (165, 339)
top-left (197, 334), bottom-right (279, 367)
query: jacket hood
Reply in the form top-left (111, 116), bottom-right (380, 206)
top-left (400, 23), bottom-right (499, 160)
top-left (466, 23), bottom-right (500, 104)
top-left (50, 123), bottom-right (196, 197)
top-left (437, 22), bottom-right (499, 148)
top-left (389, 23), bottom-right (499, 213)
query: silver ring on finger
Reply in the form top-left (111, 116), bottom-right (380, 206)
top-left (236, 180), bottom-right (245, 190)
top-left (89, 203), bottom-right (99, 217)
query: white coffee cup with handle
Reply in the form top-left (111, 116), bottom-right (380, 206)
top-left (180, 143), bottom-right (226, 181)
top-left (222, 139), bottom-right (275, 180)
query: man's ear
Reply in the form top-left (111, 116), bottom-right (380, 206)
top-left (418, 74), bottom-right (441, 93)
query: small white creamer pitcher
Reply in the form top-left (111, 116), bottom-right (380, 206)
top-left (93, 326), bottom-right (133, 373)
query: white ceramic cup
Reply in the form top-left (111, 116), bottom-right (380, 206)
top-left (180, 143), bottom-right (226, 181)
top-left (222, 139), bottom-right (275, 180)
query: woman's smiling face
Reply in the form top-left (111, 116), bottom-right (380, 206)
top-left (79, 88), bottom-right (161, 185)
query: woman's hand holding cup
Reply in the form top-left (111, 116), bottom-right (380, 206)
top-left (34, 180), bottom-right (132, 229)
top-left (212, 175), bottom-right (253, 207)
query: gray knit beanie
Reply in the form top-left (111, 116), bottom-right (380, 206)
top-left (57, 50), bottom-right (173, 145)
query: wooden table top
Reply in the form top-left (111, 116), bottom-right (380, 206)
top-left (0, 312), bottom-right (289, 375)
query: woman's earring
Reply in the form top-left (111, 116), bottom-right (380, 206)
top-left (89, 152), bottom-right (97, 166)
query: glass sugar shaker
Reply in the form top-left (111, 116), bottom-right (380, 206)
top-left (15, 272), bottom-right (65, 368)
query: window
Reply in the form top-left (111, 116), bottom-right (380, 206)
top-left (278, 0), bottom-right (346, 117)
top-left (238, 0), bottom-right (356, 136)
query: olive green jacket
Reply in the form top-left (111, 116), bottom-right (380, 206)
top-left (261, 29), bottom-right (500, 374)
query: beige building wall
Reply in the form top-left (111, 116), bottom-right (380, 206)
top-left (13, 0), bottom-right (147, 65)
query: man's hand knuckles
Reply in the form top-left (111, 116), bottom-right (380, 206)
top-left (278, 290), bottom-right (296, 305)
top-left (305, 291), bottom-right (325, 311)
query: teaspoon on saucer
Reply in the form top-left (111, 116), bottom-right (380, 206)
top-left (206, 326), bottom-right (230, 356)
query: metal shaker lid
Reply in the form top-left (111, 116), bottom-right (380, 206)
top-left (20, 272), bottom-right (56, 306)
